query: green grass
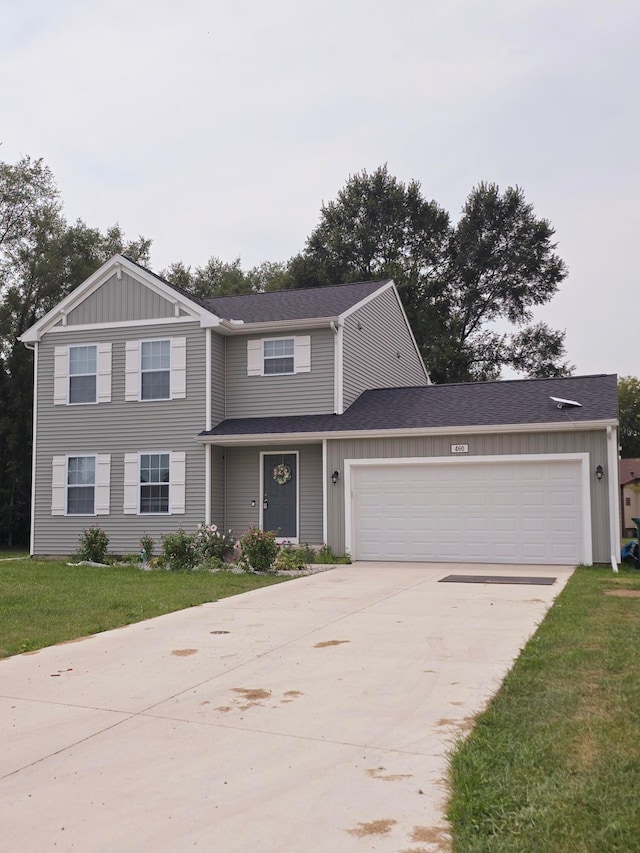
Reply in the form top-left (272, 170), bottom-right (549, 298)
top-left (447, 564), bottom-right (640, 852)
top-left (0, 558), bottom-right (288, 658)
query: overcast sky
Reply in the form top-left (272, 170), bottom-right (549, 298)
top-left (1, 0), bottom-right (637, 378)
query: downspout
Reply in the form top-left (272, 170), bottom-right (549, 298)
top-left (205, 329), bottom-right (212, 525)
top-left (24, 341), bottom-right (37, 556)
top-left (607, 425), bottom-right (621, 572)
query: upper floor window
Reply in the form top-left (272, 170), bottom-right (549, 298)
top-left (53, 343), bottom-right (111, 406)
top-left (264, 338), bottom-right (294, 375)
top-left (69, 345), bottom-right (97, 403)
top-left (247, 335), bottom-right (311, 377)
top-left (125, 337), bottom-right (186, 402)
top-left (141, 340), bottom-right (170, 400)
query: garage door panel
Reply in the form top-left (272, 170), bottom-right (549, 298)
top-left (351, 459), bottom-right (584, 566)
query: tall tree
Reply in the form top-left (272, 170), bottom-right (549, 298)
top-left (0, 155), bottom-right (151, 545)
top-left (161, 257), bottom-right (292, 299)
top-left (292, 167), bottom-right (572, 383)
top-left (618, 376), bottom-right (640, 458)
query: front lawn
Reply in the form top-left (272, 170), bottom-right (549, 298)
top-left (447, 564), bottom-right (640, 852)
top-left (0, 558), bottom-right (288, 658)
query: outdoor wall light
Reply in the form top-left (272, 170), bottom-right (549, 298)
top-left (331, 470), bottom-right (340, 485)
top-left (595, 464), bottom-right (604, 481)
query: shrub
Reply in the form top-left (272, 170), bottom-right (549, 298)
top-left (139, 533), bottom-right (155, 563)
top-left (240, 527), bottom-right (279, 572)
top-left (193, 524), bottom-right (235, 563)
top-left (275, 545), bottom-right (308, 572)
top-left (77, 526), bottom-right (109, 563)
top-left (312, 544), bottom-right (352, 564)
top-left (297, 543), bottom-right (317, 563)
top-left (161, 528), bottom-right (197, 571)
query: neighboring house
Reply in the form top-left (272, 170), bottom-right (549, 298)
top-left (619, 459), bottom-right (640, 537)
top-left (20, 254), bottom-right (619, 566)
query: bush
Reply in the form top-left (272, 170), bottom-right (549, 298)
top-left (193, 524), bottom-right (235, 563)
top-left (275, 545), bottom-right (308, 572)
top-left (139, 533), bottom-right (155, 563)
top-left (161, 528), bottom-right (197, 571)
top-left (312, 544), bottom-right (352, 564)
top-left (240, 527), bottom-right (279, 572)
top-left (77, 526), bottom-right (109, 563)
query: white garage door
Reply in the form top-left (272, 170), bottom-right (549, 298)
top-left (349, 458), bottom-right (586, 565)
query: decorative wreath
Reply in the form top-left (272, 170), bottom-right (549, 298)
top-left (272, 464), bottom-right (292, 485)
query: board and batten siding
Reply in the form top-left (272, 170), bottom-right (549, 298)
top-left (342, 286), bottom-right (427, 409)
top-left (223, 444), bottom-right (323, 542)
top-left (65, 272), bottom-right (178, 325)
top-left (34, 321), bottom-right (208, 555)
top-left (225, 329), bottom-right (335, 418)
top-left (325, 430), bottom-right (611, 562)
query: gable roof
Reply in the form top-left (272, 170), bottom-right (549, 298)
top-left (620, 458), bottom-right (640, 485)
top-left (201, 281), bottom-right (389, 323)
top-left (199, 374), bottom-right (618, 442)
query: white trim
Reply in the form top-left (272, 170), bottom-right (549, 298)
top-left (195, 419), bottom-right (617, 446)
top-left (259, 450), bottom-right (299, 543)
top-left (139, 337), bottom-right (172, 402)
top-left (338, 280), bottom-right (391, 321)
top-left (66, 342), bottom-right (100, 406)
top-left (18, 254), bottom-right (220, 343)
top-left (261, 335), bottom-right (295, 376)
top-left (61, 454), bottom-right (99, 517)
top-left (205, 328), bottom-right (212, 431)
top-left (334, 323), bottom-right (344, 414)
top-left (29, 343), bottom-right (38, 555)
top-left (607, 425), bottom-right (621, 564)
top-left (46, 316), bottom-right (200, 334)
top-left (344, 453), bottom-right (593, 565)
top-left (132, 450), bottom-right (175, 516)
top-left (205, 443), bottom-right (211, 525)
top-left (322, 438), bottom-right (328, 545)
top-left (219, 317), bottom-right (339, 336)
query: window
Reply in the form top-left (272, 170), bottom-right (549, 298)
top-left (67, 456), bottom-right (95, 515)
top-left (140, 453), bottom-right (170, 513)
top-left (69, 345), bottom-right (97, 403)
top-left (626, 497), bottom-right (631, 507)
top-left (141, 340), bottom-right (170, 400)
top-left (264, 338), bottom-right (295, 375)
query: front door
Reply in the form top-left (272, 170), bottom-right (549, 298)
top-left (262, 453), bottom-right (297, 539)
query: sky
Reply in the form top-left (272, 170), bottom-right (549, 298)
top-left (1, 0), bottom-right (638, 378)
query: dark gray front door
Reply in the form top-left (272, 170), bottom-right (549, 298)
top-left (263, 453), bottom-right (297, 538)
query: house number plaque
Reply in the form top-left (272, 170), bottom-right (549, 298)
top-left (450, 444), bottom-right (469, 454)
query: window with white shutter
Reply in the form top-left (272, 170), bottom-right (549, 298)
top-left (125, 337), bottom-right (186, 401)
top-left (246, 336), bottom-right (312, 376)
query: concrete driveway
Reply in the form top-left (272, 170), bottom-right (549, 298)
top-left (0, 562), bottom-right (573, 852)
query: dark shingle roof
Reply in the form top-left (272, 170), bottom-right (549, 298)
top-left (201, 374), bottom-right (617, 438)
top-left (620, 458), bottom-right (640, 484)
top-left (202, 280), bottom-right (388, 323)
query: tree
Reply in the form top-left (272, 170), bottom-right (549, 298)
top-left (618, 376), bottom-right (640, 458)
top-left (161, 257), bottom-right (292, 299)
top-left (0, 155), bottom-right (151, 545)
top-left (292, 167), bottom-right (572, 383)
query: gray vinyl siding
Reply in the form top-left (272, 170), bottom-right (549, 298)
top-left (342, 286), bottom-right (427, 409)
top-left (33, 321), bottom-right (207, 555)
top-left (223, 444), bottom-right (323, 542)
top-left (211, 332), bottom-right (225, 426)
top-left (66, 272), bottom-right (175, 324)
top-left (225, 329), bottom-right (334, 418)
top-left (325, 430), bottom-right (611, 562)
top-left (210, 446), bottom-right (225, 529)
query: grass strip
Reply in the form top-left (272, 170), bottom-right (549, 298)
top-left (0, 558), bottom-right (288, 658)
top-left (447, 565), bottom-right (640, 852)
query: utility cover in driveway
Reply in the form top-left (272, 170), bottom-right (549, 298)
top-left (439, 574), bottom-right (557, 585)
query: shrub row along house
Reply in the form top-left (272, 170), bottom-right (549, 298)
top-left (20, 254), bottom-right (619, 565)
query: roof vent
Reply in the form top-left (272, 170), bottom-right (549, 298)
top-left (550, 396), bottom-right (582, 409)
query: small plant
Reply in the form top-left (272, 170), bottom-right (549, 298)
top-left (240, 527), bottom-right (279, 572)
top-left (193, 523), bottom-right (235, 563)
top-left (312, 544), bottom-right (352, 564)
top-left (139, 533), bottom-right (155, 563)
top-left (161, 528), bottom-right (197, 571)
top-left (298, 543), bottom-right (317, 563)
top-left (274, 545), bottom-right (308, 572)
top-left (76, 526), bottom-right (109, 563)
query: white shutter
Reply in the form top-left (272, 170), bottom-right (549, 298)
top-left (51, 456), bottom-right (67, 515)
top-left (97, 343), bottom-right (112, 403)
top-left (53, 346), bottom-right (68, 405)
top-left (125, 341), bottom-right (140, 401)
top-left (123, 453), bottom-right (139, 514)
top-left (170, 451), bottom-right (186, 514)
top-left (295, 336), bottom-right (311, 373)
top-left (247, 339), bottom-right (262, 376)
top-left (95, 454), bottom-right (111, 515)
top-left (171, 337), bottom-right (186, 399)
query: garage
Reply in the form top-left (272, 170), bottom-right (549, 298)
top-left (346, 454), bottom-right (591, 565)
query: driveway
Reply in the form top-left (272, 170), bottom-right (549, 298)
top-left (0, 562), bottom-right (573, 852)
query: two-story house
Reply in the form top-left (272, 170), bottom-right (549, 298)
top-left (20, 254), bottom-right (619, 566)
